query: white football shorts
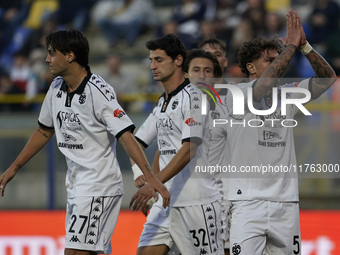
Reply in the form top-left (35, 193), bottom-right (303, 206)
top-left (229, 200), bottom-right (301, 255)
top-left (139, 198), bottom-right (225, 255)
top-left (65, 195), bottom-right (122, 254)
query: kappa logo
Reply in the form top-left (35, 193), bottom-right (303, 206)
top-left (185, 118), bottom-right (202, 127)
top-left (93, 207), bottom-right (101, 212)
top-left (200, 248), bottom-right (208, 254)
top-left (69, 235), bottom-right (81, 243)
top-left (57, 91), bottom-right (62, 98)
top-left (91, 215), bottom-right (99, 220)
top-left (209, 223), bottom-right (215, 228)
top-left (87, 239), bottom-right (95, 244)
top-left (263, 130), bottom-right (282, 140)
top-left (193, 104), bottom-right (200, 109)
top-left (94, 198), bottom-right (102, 203)
top-left (79, 93), bottom-right (86, 105)
top-left (114, 108), bottom-right (126, 118)
top-left (193, 97), bottom-right (200, 101)
top-left (172, 99), bottom-right (179, 110)
top-left (62, 133), bottom-right (77, 142)
top-left (232, 243), bottom-right (241, 255)
top-left (205, 207), bottom-right (212, 212)
top-left (90, 222), bottom-right (97, 228)
top-left (88, 231), bottom-right (96, 236)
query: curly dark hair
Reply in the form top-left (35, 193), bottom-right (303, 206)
top-left (145, 33), bottom-right (186, 67)
top-left (45, 29), bottom-right (89, 68)
top-left (238, 37), bottom-right (283, 77)
top-left (184, 49), bottom-right (223, 78)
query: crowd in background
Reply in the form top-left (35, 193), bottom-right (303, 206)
top-left (1, 0), bottom-right (340, 113)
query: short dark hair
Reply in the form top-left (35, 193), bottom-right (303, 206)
top-left (184, 49), bottom-right (223, 78)
top-left (198, 38), bottom-right (227, 56)
top-left (145, 33), bottom-right (186, 67)
top-left (45, 29), bottom-right (89, 67)
top-left (238, 37), bottom-right (283, 77)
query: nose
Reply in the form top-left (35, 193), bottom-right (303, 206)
top-left (46, 54), bottom-right (50, 63)
top-left (199, 71), bottom-right (205, 80)
top-left (150, 60), bottom-right (156, 70)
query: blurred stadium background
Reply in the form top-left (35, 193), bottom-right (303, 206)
top-left (0, 0), bottom-right (340, 254)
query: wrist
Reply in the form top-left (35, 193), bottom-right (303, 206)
top-left (132, 164), bottom-right (144, 181)
top-left (299, 41), bottom-right (313, 55)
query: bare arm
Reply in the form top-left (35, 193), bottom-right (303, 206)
top-left (129, 142), bottom-right (198, 211)
top-left (0, 126), bottom-right (55, 197)
top-left (118, 131), bottom-right (170, 208)
top-left (253, 10), bottom-right (302, 100)
top-left (304, 50), bottom-right (337, 99)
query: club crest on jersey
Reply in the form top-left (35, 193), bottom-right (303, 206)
top-left (211, 111), bottom-right (220, 120)
top-left (56, 91), bottom-right (62, 98)
top-left (79, 93), bottom-right (86, 105)
top-left (232, 243), bottom-right (241, 255)
top-left (185, 118), bottom-right (202, 126)
top-left (114, 108), bottom-right (126, 118)
top-left (172, 99), bottom-right (179, 110)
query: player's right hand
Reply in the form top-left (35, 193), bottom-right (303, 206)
top-left (145, 175), bottom-right (170, 209)
top-left (0, 168), bottom-right (17, 197)
top-left (281, 10), bottom-right (302, 48)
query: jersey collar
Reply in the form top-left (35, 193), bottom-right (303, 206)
top-left (60, 65), bottom-right (92, 94)
top-left (160, 78), bottom-right (190, 99)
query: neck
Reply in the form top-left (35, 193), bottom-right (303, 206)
top-left (64, 65), bottom-right (88, 92)
top-left (162, 70), bottom-right (185, 98)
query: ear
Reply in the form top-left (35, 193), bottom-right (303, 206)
top-left (66, 51), bottom-right (75, 63)
top-left (184, 72), bottom-right (189, 78)
top-left (175, 54), bottom-right (184, 67)
top-left (246, 63), bottom-right (256, 75)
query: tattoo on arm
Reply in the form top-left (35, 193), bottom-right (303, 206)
top-left (145, 164), bottom-right (152, 172)
top-left (263, 45), bottom-right (297, 79)
top-left (37, 128), bottom-right (49, 138)
top-left (16, 163), bottom-right (22, 169)
top-left (306, 50), bottom-right (337, 99)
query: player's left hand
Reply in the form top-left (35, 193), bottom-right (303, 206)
top-left (0, 168), bottom-right (17, 197)
top-left (298, 15), bottom-right (307, 46)
top-left (129, 184), bottom-right (153, 211)
top-left (134, 175), bottom-right (146, 188)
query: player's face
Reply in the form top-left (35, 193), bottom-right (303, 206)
top-left (45, 46), bottom-right (69, 77)
top-left (201, 43), bottom-right (228, 72)
top-left (186, 57), bottom-right (215, 82)
top-left (251, 48), bottom-right (279, 78)
top-left (149, 49), bottom-right (177, 83)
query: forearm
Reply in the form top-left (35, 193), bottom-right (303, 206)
top-left (305, 49), bottom-right (337, 99)
top-left (152, 149), bottom-right (160, 175)
top-left (255, 45), bottom-right (297, 100)
top-left (10, 127), bottom-right (54, 172)
top-left (156, 142), bottom-right (196, 183)
top-left (119, 132), bottom-right (153, 178)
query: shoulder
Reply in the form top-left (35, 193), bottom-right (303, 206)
top-left (50, 76), bottom-right (64, 89)
top-left (87, 74), bottom-right (116, 101)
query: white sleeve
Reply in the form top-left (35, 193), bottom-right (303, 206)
top-left (92, 83), bottom-right (135, 138)
top-left (182, 86), bottom-right (207, 145)
top-left (135, 106), bottom-right (158, 148)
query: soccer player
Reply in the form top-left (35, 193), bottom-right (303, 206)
top-left (224, 10), bottom-right (336, 254)
top-left (0, 29), bottom-right (170, 255)
top-left (198, 38), bottom-right (228, 77)
top-left (130, 34), bottom-right (224, 255)
top-left (198, 38), bottom-right (231, 255)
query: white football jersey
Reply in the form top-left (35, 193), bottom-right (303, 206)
top-left (208, 94), bottom-right (231, 200)
top-left (135, 79), bottom-right (220, 207)
top-left (225, 79), bottom-right (311, 202)
top-left (38, 69), bottom-right (135, 198)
